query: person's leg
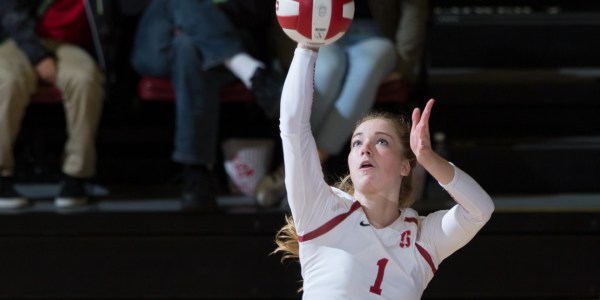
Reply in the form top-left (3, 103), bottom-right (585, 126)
top-left (312, 43), bottom-right (346, 133)
top-left (0, 39), bottom-right (37, 208)
top-left (53, 42), bottom-right (105, 207)
top-left (131, 0), bottom-right (234, 212)
top-left (130, 0), bottom-right (174, 77)
top-left (0, 40), bottom-right (38, 177)
top-left (170, 35), bottom-right (228, 167)
top-left (169, 30), bottom-right (234, 212)
top-left (167, 0), bottom-right (244, 71)
top-left (254, 42), bottom-right (348, 207)
top-left (166, 0), bottom-right (282, 119)
top-left (315, 37), bottom-right (396, 156)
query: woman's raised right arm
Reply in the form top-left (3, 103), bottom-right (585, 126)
top-left (279, 46), bottom-right (345, 234)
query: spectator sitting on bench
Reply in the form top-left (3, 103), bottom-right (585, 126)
top-left (0, 0), bottom-right (112, 209)
top-left (130, 0), bottom-right (283, 212)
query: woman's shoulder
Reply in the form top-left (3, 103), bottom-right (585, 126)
top-left (405, 207), bottom-right (449, 228)
top-left (330, 186), bottom-right (355, 203)
top-left (402, 207), bottom-right (420, 219)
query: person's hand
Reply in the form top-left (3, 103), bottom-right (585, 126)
top-left (410, 99), bottom-right (435, 162)
top-left (35, 57), bottom-right (57, 84)
top-left (410, 99), bottom-right (455, 184)
top-left (297, 42), bottom-right (319, 52)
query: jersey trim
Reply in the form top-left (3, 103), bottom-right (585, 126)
top-left (407, 216), bottom-right (437, 273)
top-left (416, 243), bottom-right (437, 274)
top-left (298, 201), bottom-right (362, 242)
top-left (404, 217), bottom-right (418, 225)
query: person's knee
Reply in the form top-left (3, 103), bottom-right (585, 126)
top-left (131, 41), bottom-right (169, 76)
top-left (0, 68), bottom-right (29, 96)
top-left (357, 38), bottom-right (395, 62)
top-left (317, 46), bottom-right (346, 72)
top-left (131, 48), bottom-right (166, 76)
top-left (130, 51), bottom-right (146, 74)
top-left (171, 34), bottom-right (205, 68)
top-left (349, 39), bottom-right (396, 75)
top-left (374, 39), bottom-right (396, 63)
top-left (68, 67), bottom-right (103, 84)
top-left (0, 69), bottom-right (18, 88)
top-left (59, 66), bottom-right (105, 100)
top-left (315, 46), bottom-right (347, 90)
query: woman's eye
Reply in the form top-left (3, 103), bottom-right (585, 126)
top-left (377, 139), bottom-right (388, 145)
top-left (352, 140), bottom-right (361, 147)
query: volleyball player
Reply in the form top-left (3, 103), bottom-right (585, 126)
top-left (274, 44), bottom-right (494, 299)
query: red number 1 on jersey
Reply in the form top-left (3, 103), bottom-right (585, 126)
top-left (369, 258), bottom-right (389, 295)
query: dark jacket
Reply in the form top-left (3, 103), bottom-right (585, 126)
top-left (0, 0), bottom-right (116, 71)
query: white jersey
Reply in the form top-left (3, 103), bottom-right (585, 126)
top-left (280, 48), bottom-right (495, 300)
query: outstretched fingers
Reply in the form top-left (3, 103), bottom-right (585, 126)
top-left (412, 99), bottom-right (435, 128)
top-left (412, 99), bottom-right (435, 130)
top-left (411, 107), bottom-right (421, 132)
top-left (410, 99), bottom-right (436, 157)
top-left (420, 99), bottom-right (435, 127)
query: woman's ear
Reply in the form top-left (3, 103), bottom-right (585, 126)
top-left (400, 159), bottom-right (411, 177)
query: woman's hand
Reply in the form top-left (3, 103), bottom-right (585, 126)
top-left (410, 99), bottom-right (454, 185)
top-left (410, 99), bottom-right (435, 161)
top-left (297, 43), bottom-right (320, 52)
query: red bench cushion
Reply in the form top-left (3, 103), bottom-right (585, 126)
top-left (138, 76), bottom-right (254, 103)
top-left (30, 83), bottom-right (63, 104)
top-left (28, 76), bottom-right (409, 108)
top-left (138, 76), bottom-right (410, 104)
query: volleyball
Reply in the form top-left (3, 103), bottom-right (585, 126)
top-left (276, 0), bottom-right (355, 46)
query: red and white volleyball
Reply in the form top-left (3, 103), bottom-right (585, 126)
top-left (276, 0), bottom-right (355, 46)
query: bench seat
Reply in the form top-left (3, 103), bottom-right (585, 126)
top-left (29, 76), bottom-right (411, 105)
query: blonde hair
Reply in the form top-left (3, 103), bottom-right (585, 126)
top-left (273, 110), bottom-right (417, 262)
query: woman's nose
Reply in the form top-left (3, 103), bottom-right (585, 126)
top-left (360, 144), bottom-right (372, 156)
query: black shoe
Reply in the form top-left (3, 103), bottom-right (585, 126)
top-left (0, 176), bottom-right (29, 209)
top-left (250, 67), bottom-right (284, 120)
top-left (181, 165), bottom-right (219, 213)
top-left (55, 175), bottom-right (88, 208)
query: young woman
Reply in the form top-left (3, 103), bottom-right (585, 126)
top-left (274, 44), bottom-right (494, 299)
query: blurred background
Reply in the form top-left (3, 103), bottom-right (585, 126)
top-left (1, 0), bottom-right (599, 299)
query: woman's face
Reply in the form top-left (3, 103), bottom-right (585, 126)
top-left (348, 118), bottom-right (410, 196)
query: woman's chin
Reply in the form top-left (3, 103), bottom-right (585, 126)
top-left (354, 178), bottom-right (380, 194)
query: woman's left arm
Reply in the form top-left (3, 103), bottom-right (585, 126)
top-left (411, 99), bottom-right (494, 260)
top-left (421, 165), bottom-right (494, 261)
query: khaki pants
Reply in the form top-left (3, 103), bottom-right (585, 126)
top-left (0, 39), bottom-right (104, 178)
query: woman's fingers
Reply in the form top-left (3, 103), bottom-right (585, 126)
top-left (411, 107), bottom-right (420, 132)
top-left (412, 99), bottom-right (435, 129)
top-left (419, 99), bottom-right (435, 126)
top-left (411, 99), bottom-right (437, 156)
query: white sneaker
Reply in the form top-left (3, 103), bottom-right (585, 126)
top-left (55, 196), bottom-right (88, 208)
top-left (0, 177), bottom-right (30, 209)
top-left (0, 196), bottom-right (30, 210)
top-left (54, 175), bottom-right (88, 208)
top-left (255, 164), bottom-right (286, 207)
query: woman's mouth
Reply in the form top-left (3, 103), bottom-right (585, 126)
top-left (360, 161), bottom-right (374, 169)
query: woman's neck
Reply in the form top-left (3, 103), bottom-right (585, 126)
top-left (356, 193), bottom-right (401, 228)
